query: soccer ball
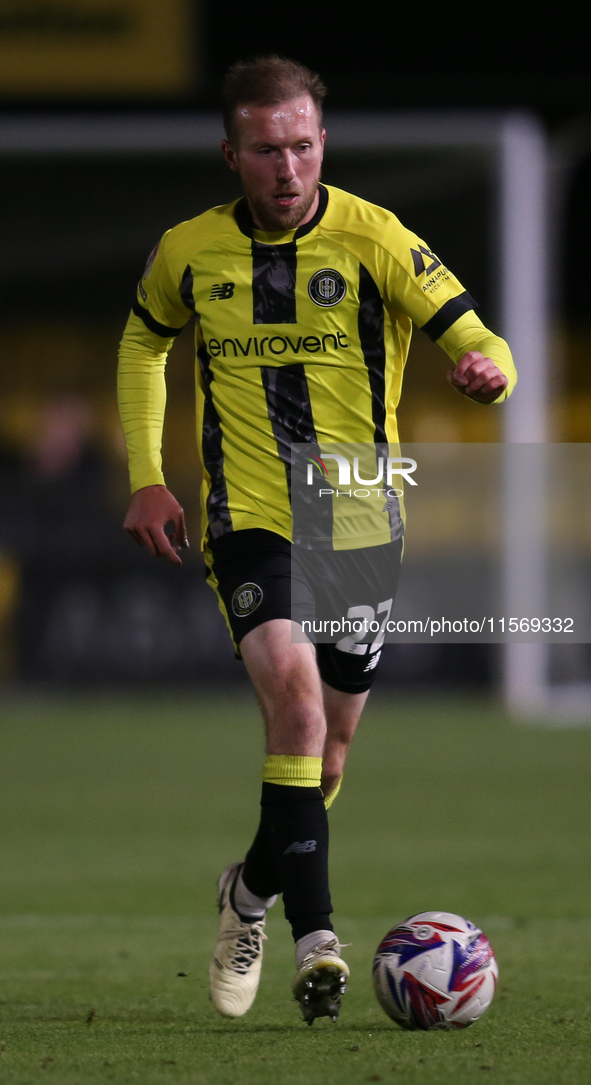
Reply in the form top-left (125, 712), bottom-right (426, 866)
top-left (372, 911), bottom-right (498, 1030)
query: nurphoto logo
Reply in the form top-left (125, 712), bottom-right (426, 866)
top-left (304, 453), bottom-right (417, 495)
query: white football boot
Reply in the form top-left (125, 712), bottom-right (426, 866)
top-left (209, 862), bottom-right (267, 1017)
top-left (292, 936), bottom-right (350, 1024)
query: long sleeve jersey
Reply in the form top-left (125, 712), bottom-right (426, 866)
top-left (118, 183), bottom-right (516, 547)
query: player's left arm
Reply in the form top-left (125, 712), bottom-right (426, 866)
top-left (374, 215), bottom-right (517, 405)
top-left (436, 310), bottom-right (517, 404)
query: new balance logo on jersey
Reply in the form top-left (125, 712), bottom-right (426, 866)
top-left (284, 840), bottom-right (317, 855)
top-left (210, 282), bottom-right (235, 300)
top-left (410, 245), bottom-right (441, 277)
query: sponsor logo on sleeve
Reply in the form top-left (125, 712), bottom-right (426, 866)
top-left (143, 242), bottom-right (160, 280)
top-left (410, 245), bottom-right (441, 277)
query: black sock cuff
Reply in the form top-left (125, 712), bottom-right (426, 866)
top-left (261, 781), bottom-right (323, 804)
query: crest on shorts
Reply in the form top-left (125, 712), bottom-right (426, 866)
top-left (232, 582), bottom-right (263, 617)
top-left (308, 269), bottom-right (347, 307)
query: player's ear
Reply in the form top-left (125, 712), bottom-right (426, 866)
top-left (222, 140), bottom-right (240, 172)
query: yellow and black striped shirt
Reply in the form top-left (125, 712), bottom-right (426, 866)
top-left (118, 184), bottom-right (516, 546)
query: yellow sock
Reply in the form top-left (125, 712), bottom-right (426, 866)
top-left (263, 754), bottom-right (322, 788)
top-left (323, 774), bottom-right (343, 810)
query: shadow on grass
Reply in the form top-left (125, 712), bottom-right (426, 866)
top-left (171, 1022), bottom-right (398, 1035)
top-left (3, 1009), bottom-right (398, 1035)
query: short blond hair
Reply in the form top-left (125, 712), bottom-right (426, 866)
top-left (222, 55), bottom-right (326, 142)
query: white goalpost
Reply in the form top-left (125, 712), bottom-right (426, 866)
top-left (2, 109), bottom-right (587, 719)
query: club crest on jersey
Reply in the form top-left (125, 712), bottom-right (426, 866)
top-left (232, 582), bottom-right (263, 617)
top-left (308, 269), bottom-right (347, 307)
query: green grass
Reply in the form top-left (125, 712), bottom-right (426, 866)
top-left (0, 692), bottom-right (590, 1084)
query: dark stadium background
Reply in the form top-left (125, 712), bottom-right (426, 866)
top-left (1, 1), bottom-right (590, 690)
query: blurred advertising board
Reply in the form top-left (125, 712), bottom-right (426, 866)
top-left (0, 0), bottom-right (195, 97)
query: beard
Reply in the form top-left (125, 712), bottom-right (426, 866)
top-left (247, 178), bottom-right (320, 232)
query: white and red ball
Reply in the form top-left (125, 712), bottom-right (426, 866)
top-left (373, 911), bottom-right (498, 1030)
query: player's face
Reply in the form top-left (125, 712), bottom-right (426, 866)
top-left (222, 96), bottom-right (326, 231)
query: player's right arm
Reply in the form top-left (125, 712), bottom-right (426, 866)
top-left (123, 483), bottom-right (188, 565)
top-left (117, 231), bottom-right (193, 564)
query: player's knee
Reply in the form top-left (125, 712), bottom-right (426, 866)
top-left (281, 701), bottom-right (326, 746)
top-left (265, 693), bottom-right (326, 755)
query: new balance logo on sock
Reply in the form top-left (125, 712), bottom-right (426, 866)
top-left (284, 840), bottom-right (317, 855)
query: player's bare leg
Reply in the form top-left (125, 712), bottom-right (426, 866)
top-left (321, 684), bottom-right (369, 803)
top-left (240, 619), bottom-right (326, 757)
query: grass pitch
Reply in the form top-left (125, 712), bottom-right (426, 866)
top-left (0, 691), bottom-right (590, 1084)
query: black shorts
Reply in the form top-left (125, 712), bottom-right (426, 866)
top-left (204, 529), bottom-right (402, 694)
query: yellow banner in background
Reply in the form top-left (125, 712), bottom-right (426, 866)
top-left (0, 0), bottom-right (196, 96)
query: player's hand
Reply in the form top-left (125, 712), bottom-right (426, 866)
top-left (123, 485), bottom-right (189, 565)
top-left (447, 351), bottom-right (509, 404)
